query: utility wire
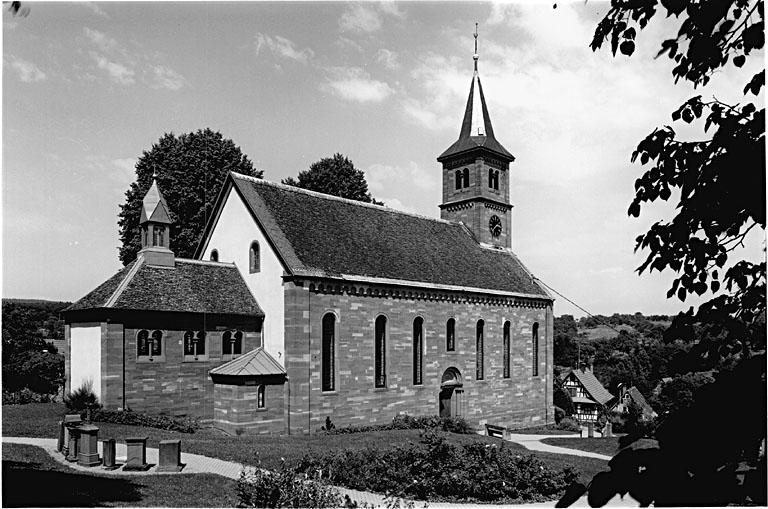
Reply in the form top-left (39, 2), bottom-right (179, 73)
top-left (532, 276), bottom-right (625, 335)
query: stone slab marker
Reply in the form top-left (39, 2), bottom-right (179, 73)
top-left (157, 440), bottom-right (184, 472)
top-left (57, 421), bottom-right (65, 452)
top-left (62, 414), bottom-right (82, 458)
top-left (77, 424), bottom-right (101, 467)
top-left (101, 438), bottom-right (119, 470)
top-left (587, 422), bottom-right (594, 438)
top-left (123, 437), bottom-right (151, 471)
top-left (66, 429), bottom-right (80, 462)
top-left (604, 422), bottom-right (613, 438)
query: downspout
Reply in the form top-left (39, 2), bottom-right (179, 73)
top-left (122, 326), bottom-right (126, 410)
top-left (307, 284), bottom-right (311, 434)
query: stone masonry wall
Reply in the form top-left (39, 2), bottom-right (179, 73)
top-left (284, 281), bottom-right (554, 435)
top-left (213, 383), bottom-right (286, 435)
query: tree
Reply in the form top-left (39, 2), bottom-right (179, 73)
top-left (281, 153), bottom-right (383, 205)
top-left (117, 129), bottom-right (262, 264)
top-left (559, 1), bottom-right (766, 506)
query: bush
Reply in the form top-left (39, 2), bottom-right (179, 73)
top-left (2, 388), bottom-right (53, 405)
top-left (322, 414), bottom-right (474, 435)
top-left (554, 406), bottom-right (565, 424)
top-left (237, 462), bottom-right (342, 508)
top-left (296, 430), bottom-right (579, 503)
top-left (556, 417), bottom-right (581, 432)
top-left (91, 409), bottom-right (200, 433)
top-left (63, 381), bottom-right (100, 413)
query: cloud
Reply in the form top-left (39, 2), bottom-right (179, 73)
top-left (339, 4), bottom-right (382, 33)
top-left (83, 27), bottom-right (118, 52)
top-left (81, 2), bottom-right (109, 18)
top-left (377, 48), bottom-right (400, 70)
top-left (148, 65), bottom-right (186, 90)
top-left (322, 67), bottom-right (393, 103)
top-left (255, 33), bottom-right (314, 64)
top-left (90, 52), bottom-right (134, 85)
top-left (7, 56), bottom-right (46, 82)
top-left (365, 162), bottom-right (437, 193)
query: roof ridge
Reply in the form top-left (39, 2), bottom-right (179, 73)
top-left (175, 258), bottom-right (236, 267)
top-left (104, 258), bottom-right (144, 308)
top-left (230, 172), bottom-right (458, 226)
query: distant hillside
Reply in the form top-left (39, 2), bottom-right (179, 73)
top-left (570, 313), bottom-right (673, 342)
top-left (2, 299), bottom-right (71, 343)
top-left (3, 298), bottom-right (72, 310)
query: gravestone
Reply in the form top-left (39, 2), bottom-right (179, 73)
top-left (77, 424), bottom-right (101, 467)
top-left (604, 422), bottom-right (613, 438)
top-left (587, 422), bottom-right (594, 438)
top-left (57, 421), bottom-right (65, 452)
top-left (66, 428), bottom-right (80, 462)
top-left (62, 414), bottom-right (82, 458)
top-left (101, 438), bottom-right (119, 470)
top-left (123, 437), bottom-right (151, 471)
top-left (157, 440), bottom-right (184, 472)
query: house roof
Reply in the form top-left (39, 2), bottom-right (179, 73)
top-left (563, 367), bottom-right (615, 406)
top-left (625, 386), bottom-right (657, 417)
top-left (217, 173), bottom-right (549, 298)
top-left (572, 395), bottom-right (599, 405)
top-left (209, 347), bottom-right (285, 377)
top-left (65, 257), bottom-right (263, 316)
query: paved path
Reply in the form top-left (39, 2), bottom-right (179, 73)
top-left (3, 435), bottom-right (633, 507)
top-left (504, 433), bottom-right (613, 461)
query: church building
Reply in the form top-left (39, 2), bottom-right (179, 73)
top-left (64, 38), bottom-right (555, 435)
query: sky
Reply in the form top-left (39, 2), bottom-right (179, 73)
top-left (2, 1), bottom-right (765, 317)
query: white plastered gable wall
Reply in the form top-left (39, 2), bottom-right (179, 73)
top-left (70, 324), bottom-right (102, 399)
top-left (202, 186), bottom-right (286, 366)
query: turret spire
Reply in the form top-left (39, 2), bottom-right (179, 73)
top-left (473, 23), bottom-right (479, 72)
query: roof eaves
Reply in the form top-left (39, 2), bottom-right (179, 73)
top-left (104, 256), bottom-right (145, 308)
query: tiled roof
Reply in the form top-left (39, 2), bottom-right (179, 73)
top-left (627, 386), bottom-right (657, 417)
top-left (564, 368), bottom-right (615, 406)
top-left (65, 257), bottom-right (263, 316)
top-left (572, 395), bottom-right (599, 405)
top-left (209, 347), bottom-right (285, 377)
top-left (227, 174), bottom-right (549, 297)
top-left (140, 178), bottom-right (172, 225)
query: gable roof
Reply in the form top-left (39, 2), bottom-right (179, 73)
top-left (205, 173), bottom-right (549, 298)
top-left (563, 367), bottom-right (615, 406)
top-left (209, 347), bottom-right (285, 377)
top-left (65, 257), bottom-right (263, 317)
top-left (624, 386), bottom-right (657, 418)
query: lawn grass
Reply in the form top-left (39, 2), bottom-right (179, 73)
top-left (3, 403), bottom-right (608, 485)
top-left (2, 443), bottom-right (237, 507)
top-left (510, 424), bottom-right (580, 435)
top-left (541, 436), bottom-right (659, 457)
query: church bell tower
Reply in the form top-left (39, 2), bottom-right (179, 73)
top-left (438, 25), bottom-right (515, 249)
top-left (138, 171), bottom-right (175, 267)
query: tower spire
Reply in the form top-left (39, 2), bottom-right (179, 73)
top-left (473, 22), bottom-right (479, 73)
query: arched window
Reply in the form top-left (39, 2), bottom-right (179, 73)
top-left (375, 315), bottom-right (386, 388)
top-left (462, 168), bottom-right (470, 188)
top-left (222, 330), bottom-right (242, 356)
top-left (257, 385), bottom-right (265, 409)
top-left (476, 320), bottom-right (484, 380)
top-left (137, 329), bottom-right (163, 360)
top-left (446, 318), bottom-right (455, 352)
top-left (322, 313), bottom-right (335, 392)
top-left (455, 170), bottom-right (462, 190)
top-left (210, 249), bottom-right (219, 262)
top-left (137, 329), bottom-right (149, 356)
top-left (183, 331), bottom-right (206, 358)
top-left (413, 317), bottom-right (423, 385)
top-left (532, 322), bottom-right (539, 376)
top-left (488, 168), bottom-right (494, 188)
top-left (494, 170), bottom-right (500, 190)
top-left (249, 241), bottom-right (260, 274)
top-left (503, 321), bottom-right (511, 378)
top-left (150, 330), bottom-right (163, 356)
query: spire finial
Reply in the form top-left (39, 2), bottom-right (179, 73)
top-left (473, 23), bottom-right (479, 72)
top-left (152, 165), bottom-right (158, 180)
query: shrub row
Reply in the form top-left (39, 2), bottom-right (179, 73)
top-left (90, 409), bottom-right (200, 433)
top-left (296, 430), bottom-right (579, 503)
top-left (322, 414), bottom-right (474, 435)
top-left (237, 464), bottom-right (343, 508)
top-left (2, 388), bottom-right (55, 405)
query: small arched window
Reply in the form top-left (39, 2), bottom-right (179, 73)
top-left (375, 316), bottom-right (386, 388)
top-left (137, 329), bottom-right (163, 360)
top-left (494, 170), bottom-right (500, 190)
top-left (210, 249), bottom-right (219, 262)
top-left (476, 320), bottom-right (484, 380)
top-left (322, 313), bottom-right (335, 392)
top-left (249, 242), bottom-right (260, 274)
top-left (446, 318), bottom-right (455, 352)
top-left (413, 317), bottom-right (424, 385)
top-left (503, 321), bottom-right (511, 378)
top-left (455, 169), bottom-right (462, 190)
top-left (137, 329), bottom-right (149, 356)
top-left (150, 330), bottom-right (163, 356)
top-left (183, 331), bottom-right (206, 358)
top-left (222, 330), bottom-right (242, 356)
top-left (488, 168), bottom-right (494, 188)
top-left (462, 168), bottom-right (470, 188)
top-left (257, 385), bottom-right (266, 409)
top-left (532, 322), bottom-right (539, 376)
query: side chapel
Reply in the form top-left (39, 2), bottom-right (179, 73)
top-left (64, 35), bottom-right (555, 435)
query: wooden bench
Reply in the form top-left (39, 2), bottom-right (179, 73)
top-left (485, 423), bottom-right (505, 438)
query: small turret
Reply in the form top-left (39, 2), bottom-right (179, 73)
top-left (138, 171), bottom-right (174, 266)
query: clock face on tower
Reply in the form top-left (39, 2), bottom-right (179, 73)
top-left (489, 215), bottom-right (502, 238)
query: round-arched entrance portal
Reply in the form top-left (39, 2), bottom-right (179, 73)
top-left (439, 367), bottom-right (464, 418)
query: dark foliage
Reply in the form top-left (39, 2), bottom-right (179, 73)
top-left (556, 417), bottom-right (582, 433)
top-left (648, 371), bottom-right (715, 417)
top-left (64, 381), bottom-right (100, 413)
top-left (281, 153), bottom-right (383, 205)
top-left (2, 299), bottom-right (68, 395)
top-left (554, 383), bottom-right (575, 416)
top-left (296, 430), bottom-right (579, 503)
top-left (90, 409), bottom-right (200, 434)
top-left (117, 129), bottom-right (262, 264)
top-left (2, 388), bottom-right (55, 405)
top-left (236, 462), bottom-right (342, 508)
top-left (320, 414), bottom-right (474, 435)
